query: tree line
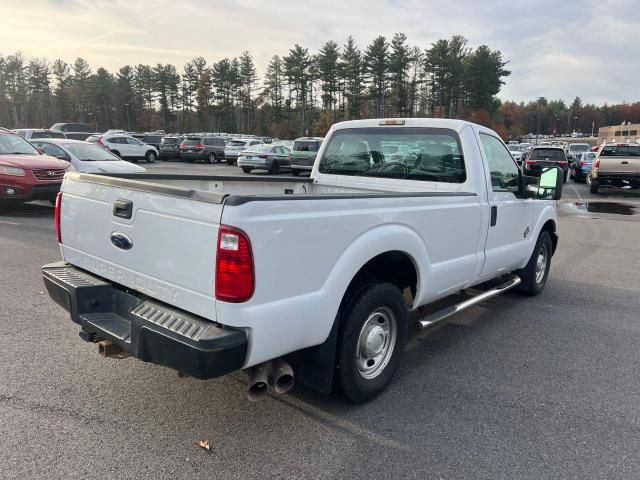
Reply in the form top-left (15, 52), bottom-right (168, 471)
top-left (2, 34), bottom-right (637, 139)
top-left (0, 34), bottom-right (511, 137)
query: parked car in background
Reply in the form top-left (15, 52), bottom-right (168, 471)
top-left (86, 133), bottom-right (159, 163)
top-left (50, 123), bottom-right (93, 133)
top-left (588, 143), bottom-right (640, 194)
top-left (289, 137), bottom-right (323, 175)
top-left (237, 144), bottom-right (291, 174)
top-left (29, 139), bottom-right (146, 174)
top-left (132, 133), bottom-right (163, 152)
top-left (13, 129), bottom-right (67, 140)
top-left (507, 143), bottom-right (524, 165)
top-left (0, 128), bottom-right (70, 203)
top-left (224, 138), bottom-right (263, 165)
top-left (566, 143), bottom-right (591, 162)
top-left (570, 151), bottom-right (596, 183)
top-left (158, 135), bottom-right (184, 160)
top-left (63, 132), bottom-right (96, 141)
top-left (524, 146), bottom-right (569, 182)
top-left (179, 135), bottom-right (225, 163)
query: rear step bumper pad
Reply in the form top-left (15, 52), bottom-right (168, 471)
top-left (42, 261), bottom-right (247, 379)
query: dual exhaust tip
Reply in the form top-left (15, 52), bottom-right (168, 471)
top-left (247, 359), bottom-right (294, 401)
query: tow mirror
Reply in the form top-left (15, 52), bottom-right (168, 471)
top-left (536, 167), bottom-right (563, 200)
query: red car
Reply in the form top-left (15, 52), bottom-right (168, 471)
top-left (0, 128), bottom-right (70, 203)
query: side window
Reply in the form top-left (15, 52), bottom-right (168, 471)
top-left (203, 138), bottom-right (212, 146)
top-left (480, 133), bottom-right (520, 193)
top-left (274, 146), bottom-right (283, 154)
top-left (41, 143), bottom-right (67, 158)
top-left (126, 137), bottom-right (141, 145)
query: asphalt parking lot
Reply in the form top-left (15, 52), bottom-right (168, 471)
top-left (1, 164), bottom-right (640, 479)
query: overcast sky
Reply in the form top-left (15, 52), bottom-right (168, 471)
top-left (2, 0), bottom-right (638, 105)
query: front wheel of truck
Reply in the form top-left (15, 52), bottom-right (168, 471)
top-left (336, 282), bottom-right (407, 403)
top-left (516, 230), bottom-right (552, 296)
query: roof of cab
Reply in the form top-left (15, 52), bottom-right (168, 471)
top-left (331, 118), bottom-right (477, 133)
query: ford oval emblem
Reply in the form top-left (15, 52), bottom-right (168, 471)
top-left (110, 232), bottom-right (133, 250)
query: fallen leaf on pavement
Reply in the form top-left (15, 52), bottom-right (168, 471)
top-left (195, 439), bottom-right (211, 451)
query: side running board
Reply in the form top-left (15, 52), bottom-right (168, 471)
top-left (417, 275), bottom-right (521, 330)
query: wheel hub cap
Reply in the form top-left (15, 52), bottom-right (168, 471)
top-left (535, 247), bottom-right (546, 284)
top-left (356, 307), bottom-right (397, 379)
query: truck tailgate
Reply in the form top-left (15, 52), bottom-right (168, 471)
top-left (59, 174), bottom-right (223, 321)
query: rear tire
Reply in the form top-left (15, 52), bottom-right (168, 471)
top-left (145, 151), bottom-right (157, 163)
top-left (241, 167), bottom-right (252, 173)
top-left (589, 177), bottom-right (599, 194)
top-left (516, 231), bottom-right (552, 296)
top-left (208, 153), bottom-right (216, 164)
top-left (111, 150), bottom-right (121, 158)
top-left (336, 282), bottom-right (407, 403)
top-left (269, 161), bottom-right (279, 175)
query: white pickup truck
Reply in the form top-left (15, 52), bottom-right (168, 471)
top-left (43, 119), bottom-right (562, 403)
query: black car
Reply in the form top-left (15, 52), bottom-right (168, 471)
top-left (179, 136), bottom-right (225, 163)
top-left (50, 122), bottom-right (93, 133)
top-left (132, 133), bottom-right (163, 152)
top-left (523, 147), bottom-right (569, 183)
top-left (158, 136), bottom-right (183, 160)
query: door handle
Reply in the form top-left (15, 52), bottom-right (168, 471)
top-left (621, 161), bottom-right (629, 165)
top-left (490, 206), bottom-right (498, 227)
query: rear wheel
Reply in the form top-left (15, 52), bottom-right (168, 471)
top-left (588, 174), bottom-right (599, 194)
top-left (111, 150), bottom-right (121, 158)
top-left (145, 151), bottom-right (157, 163)
top-left (336, 282), bottom-right (407, 403)
top-left (208, 153), bottom-right (216, 164)
top-left (269, 161), bottom-right (279, 174)
top-left (241, 167), bottom-right (252, 173)
top-left (516, 231), bottom-right (552, 296)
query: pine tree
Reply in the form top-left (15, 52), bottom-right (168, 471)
top-left (364, 36), bottom-right (389, 117)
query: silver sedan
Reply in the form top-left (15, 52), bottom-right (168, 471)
top-left (237, 145), bottom-right (292, 174)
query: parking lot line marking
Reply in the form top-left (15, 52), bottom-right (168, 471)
top-left (0, 220), bottom-right (21, 226)
top-left (569, 182), bottom-right (584, 202)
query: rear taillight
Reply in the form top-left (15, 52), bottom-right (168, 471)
top-left (526, 160), bottom-right (537, 165)
top-left (215, 226), bottom-right (254, 303)
top-left (54, 191), bottom-right (62, 243)
top-left (594, 159), bottom-right (600, 170)
top-left (194, 144), bottom-right (205, 149)
top-left (96, 137), bottom-right (110, 150)
top-left (580, 161), bottom-right (587, 166)
top-left (557, 161), bottom-right (568, 166)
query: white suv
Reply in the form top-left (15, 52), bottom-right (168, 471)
top-left (87, 133), bottom-right (159, 163)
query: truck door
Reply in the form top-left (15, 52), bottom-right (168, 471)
top-left (477, 132), bottom-right (534, 279)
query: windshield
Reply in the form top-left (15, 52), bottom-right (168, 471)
top-left (507, 145), bottom-right (521, 152)
top-left (569, 144), bottom-right (590, 152)
top-left (530, 149), bottom-right (566, 160)
top-left (600, 145), bottom-right (640, 156)
top-left (293, 140), bottom-right (321, 152)
top-left (65, 143), bottom-right (119, 161)
top-left (0, 133), bottom-right (40, 155)
top-left (161, 138), bottom-right (179, 145)
top-left (182, 138), bottom-right (202, 146)
top-left (318, 127), bottom-right (466, 183)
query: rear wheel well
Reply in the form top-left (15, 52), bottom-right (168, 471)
top-left (341, 251), bottom-right (418, 310)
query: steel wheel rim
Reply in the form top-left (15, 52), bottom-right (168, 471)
top-left (356, 307), bottom-right (397, 380)
top-left (535, 245), bottom-right (547, 284)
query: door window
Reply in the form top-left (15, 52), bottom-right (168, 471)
top-left (480, 134), bottom-right (520, 193)
top-left (126, 137), bottom-right (142, 145)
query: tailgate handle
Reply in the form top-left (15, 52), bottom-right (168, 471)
top-left (113, 199), bottom-right (133, 219)
top-left (621, 161), bottom-right (629, 165)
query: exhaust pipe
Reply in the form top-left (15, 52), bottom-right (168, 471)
top-left (246, 358), bottom-right (295, 400)
top-left (97, 340), bottom-right (129, 359)
top-left (247, 363), bottom-right (270, 401)
top-left (269, 358), bottom-right (294, 395)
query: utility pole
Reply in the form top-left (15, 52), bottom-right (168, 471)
top-left (124, 104), bottom-right (131, 131)
top-left (573, 116), bottom-right (578, 133)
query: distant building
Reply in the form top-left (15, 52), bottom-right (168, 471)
top-left (598, 123), bottom-right (640, 145)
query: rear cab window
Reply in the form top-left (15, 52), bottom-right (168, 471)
top-left (293, 140), bottom-right (321, 152)
top-left (318, 127), bottom-right (466, 183)
top-left (600, 145), bottom-right (640, 156)
top-left (530, 149), bottom-right (566, 160)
